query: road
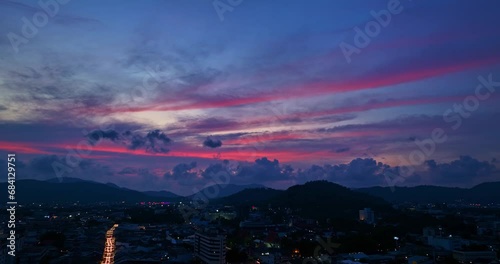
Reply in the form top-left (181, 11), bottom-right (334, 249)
top-left (101, 224), bottom-right (118, 264)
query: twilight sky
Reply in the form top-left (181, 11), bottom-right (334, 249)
top-left (1, 0), bottom-right (500, 195)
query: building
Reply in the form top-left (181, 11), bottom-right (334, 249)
top-left (408, 256), bottom-right (433, 264)
top-left (452, 250), bottom-right (497, 263)
top-left (17, 247), bottom-right (49, 264)
top-left (422, 227), bottom-right (436, 237)
top-left (0, 243), bottom-right (16, 264)
top-left (427, 236), bottom-right (462, 251)
top-left (194, 231), bottom-right (226, 264)
top-left (359, 208), bottom-right (375, 224)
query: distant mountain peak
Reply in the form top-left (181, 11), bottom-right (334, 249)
top-left (189, 183), bottom-right (266, 199)
top-left (143, 190), bottom-right (181, 198)
top-left (357, 181), bottom-right (500, 203)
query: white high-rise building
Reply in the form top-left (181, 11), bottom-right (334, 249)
top-left (359, 208), bottom-right (375, 224)
top-left (194, 231), bottom-right (226, 264)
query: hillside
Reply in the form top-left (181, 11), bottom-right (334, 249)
top-left (216, 187), bottom-right (284, 205)
top-left (189, 183), bottom-right (266, 199)
top-left (143, 190), bottom-right (181, 199)
top-left (356, 182), bottom-right (500, 204)
top-left (0, 179), bottom-right (158, 204)
top-left (273, 181), bottom-right (392, 220)
top-left (219, 180), bottom-right (392, 221)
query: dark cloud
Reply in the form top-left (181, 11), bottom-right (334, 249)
top-left (128, 133), bottom-right (146, 150)
top-left (294, 158), bottom-right (402, 187)
top-left (12, 152), bottom-right (500, 194)
top-left (335, 147), bottom-right (350, 153)
top-left (424, 156), bottom-right (497, 185)
top-left (163, 162), bottom-right (198, 185)
top-left (304, 156), bottom-right (500, 188)
top-left (345, 158), bottom-right (382, 180)
top-left (201, 156), bottom-right (410, 187)
top-left (29, 155), bottom-right (64, 175)
top-left (425, 159), bottom-right (437, 169)
top-left (116, 167), bottom-right (158, 188)
top-left (87, 130), bottom-right (121, 144)
top-left (117, 167), bottom-right (139, 175)
top-left (146, 129), bottom-right (171, 144)
top-left (235, 157), bottom-right (289, 182)
top-left (320, 158), bottom-right (387, 186)
top-left (203, 137), bottom-right (222, 148)
top-left (134, 130), bottom-right (172, 153)
top-left (18, 155), bottom-right (112, 181)
top-left (85, 129), bottom-right (171, 154)
top-left (301, 165), bottom-right (327, 181)
top-left (1, 159), bottom-right (26, 174)
top-left (0, 105), bottom-right (8, 111)
top-left (201, 163), bottom-right (227, 179)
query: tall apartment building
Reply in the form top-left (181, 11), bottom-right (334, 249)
top-left (194, 231), bottom-right (226, 264)
top-left (359, 208), bottom-right (375, 224)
